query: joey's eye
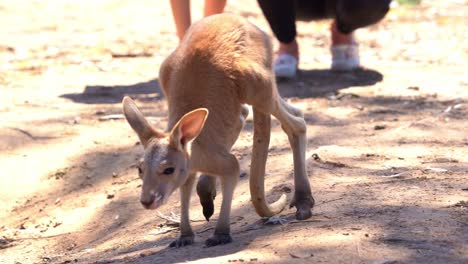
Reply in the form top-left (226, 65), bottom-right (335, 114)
top-left (163, 167), bottom-right (175, 175)
top-left (136, 158), bottom-right (144, 179)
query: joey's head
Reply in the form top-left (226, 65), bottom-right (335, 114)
top-left (122, 96), bottom-right (208, 210)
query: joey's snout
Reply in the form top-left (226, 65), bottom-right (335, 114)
top-left (140, 195), bottom-right (155, 209)
top-left (140, 193), bottom-right (164, 209)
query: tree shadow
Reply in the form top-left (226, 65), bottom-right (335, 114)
top-left (60, 79), bottom-right (163, 104)
top-left (8, 106), bottom-right (463, 263)
top-left (18, 67), bottom-right (468, 263)
top-left (78, 159), bottom-right (467, 263)
top-left (52, 124), bottom-right (465, 263)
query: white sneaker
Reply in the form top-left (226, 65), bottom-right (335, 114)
top-left (331, 44), bottom-right (360, 71)
top-left (274, 53), bottom-right (298, 78)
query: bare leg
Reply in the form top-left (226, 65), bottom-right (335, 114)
top-left (277, 39), bottom-right (299, 59)
top-left (272, 98), bottom-right (314, 220)
top-left (331, 21), bottom-right (356, 46)
top-left (204, 0), bottom-right (227, 17)
top-left (170, 173), bottom-right (196, 247)
top-left (170, 0), bottom-right (191, 41)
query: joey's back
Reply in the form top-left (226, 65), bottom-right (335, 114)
top-left (159, 14), bottom-right (275, 148)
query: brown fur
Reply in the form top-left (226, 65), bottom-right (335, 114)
top-left (123, 14), bottom-right (314, 247)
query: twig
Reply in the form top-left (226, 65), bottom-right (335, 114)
top-left (289, 219), bottom-right (324, 224)
top-left (7, 127), bottom-right (37, 140)
top-left (156, 211), bottom-right (180, 223)
top-left (156, 211), bottom-right (205, 224)
top-left (381, 172), bottom-right (408, 178)
top-left (316, 197), bottom-right (344, 206)
top-left (196, 227), bottom-right (214, 234)
top-left (6, 127), bottom-right (57, 140)
top-left (394, 101), bottom-right (465, 131)
top-left (150, 227), bottom-right (178, 235)
top-left (111, 52), bottom-right (153, 58)
top-left (235, 225), bottom-right (263, 234)
top-left (12, 231), bottom-right (83, 241)
top-left (425, 167), bottom-right (448, 173)
top-left (98, 114), bottom-right (125, 121)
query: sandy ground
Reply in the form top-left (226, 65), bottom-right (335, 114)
top-left (0, 0), bottom-right (467, 263)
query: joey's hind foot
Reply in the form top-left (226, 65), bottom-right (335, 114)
top-left (169, 235), bottom-right (194, 248)
top-left (197, 175), bottom-right (217, 221)
top-left (295, 205), bottom-right (312, 220)
top-left (290, 191), bottom-right (315, 220)
top-left (205, 233), bottom-right (232, 247)
top-left (201, 199), bottom-right (215, 221)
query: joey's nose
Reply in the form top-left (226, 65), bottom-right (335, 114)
top-left (140, 196), bottom-right (155, 208)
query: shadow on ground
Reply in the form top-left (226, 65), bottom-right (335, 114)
top-left (65, 135), bottom-right (466, 263)
top-left (277, 68), bottom-right (383, 98)
top-left (59, 68), bottom-right (383, 105)
top-left (61, 79), bottom-right (163, 104)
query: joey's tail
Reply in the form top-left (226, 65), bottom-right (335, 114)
top-left (250, 108), bottom-right (287, 217)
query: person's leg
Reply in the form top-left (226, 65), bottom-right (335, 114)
top-left (331, 0), bottom-right (391, 70)
top-left (257, 0), bottom-right (298, 78)
top-left (331, 20), bottom-right (356, 46)
top-left (257, 0), bottom-right (297, 46)
top-left (334, 0), bottom-right (391, 34)
top-left (204, 0), bottom-right (226, 17)
top-left (277, 40), bottom-right (299, 60)
top-left (170, 0), bottom-right (191, 41)
top-left (330, 20), bottom-right (360, 71)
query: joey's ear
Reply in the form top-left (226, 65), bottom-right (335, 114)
top-left (122, 96), bottom-right (163, 146)
top-left (169, 108), bottom-right (209, 149)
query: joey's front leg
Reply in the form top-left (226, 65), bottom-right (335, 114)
top-left (205, 174), bottom-right (238, 247)
top-left (170, 173), bottom-right (196, 248)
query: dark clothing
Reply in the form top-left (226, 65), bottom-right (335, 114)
top-left (257, 0), bottom-right (391, 43)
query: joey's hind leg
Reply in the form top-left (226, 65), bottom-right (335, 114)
top-left (196, 107), bottom-right (247, 222)
top-left (196, 175), bottom-right (217, 221)
top-left (197, 105), bottom-right (249, 221)
top-left (272, 98), bottom-right (314, 220)
top-left (170, 173), bottom-right (196, 248)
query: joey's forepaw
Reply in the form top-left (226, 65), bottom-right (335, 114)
top-left (290, 191), bottom-right (315, 220)
top-left (205, 234), bottom-right (232, 247)
top-left (169, 235), bottom-right (194, 248)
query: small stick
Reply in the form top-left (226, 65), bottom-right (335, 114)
top-left (316, 197), bottom-right (344, 206)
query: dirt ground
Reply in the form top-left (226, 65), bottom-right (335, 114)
top-left (0, 0), bottom-right (467, 263)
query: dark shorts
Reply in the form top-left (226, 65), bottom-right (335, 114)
top-left (257, 0), bottom-right (391, 43)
